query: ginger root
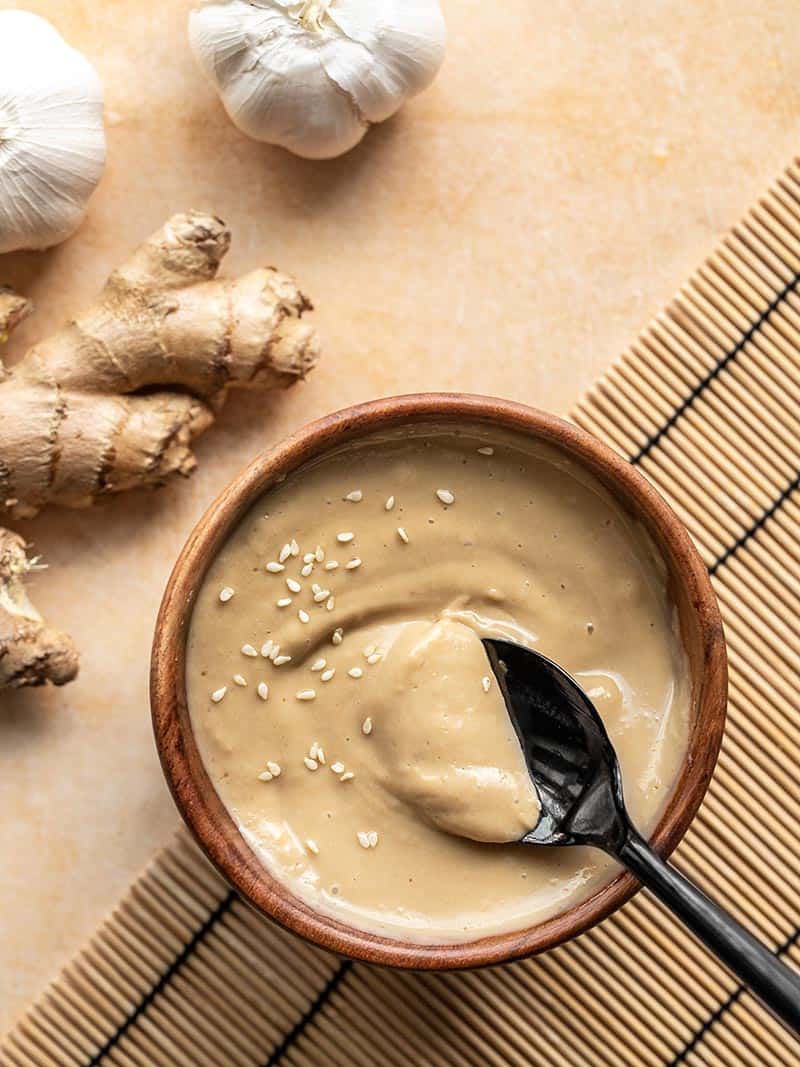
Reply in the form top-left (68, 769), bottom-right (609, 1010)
top-left (0, 286), bottom-right (32, 342)
top-left (0, 212), bottom-right (319, 687)
top-left (0, 529), bottom-right (78, 687)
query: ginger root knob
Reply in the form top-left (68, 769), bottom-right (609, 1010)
top-left (0, 530), bottom-right (78, 687)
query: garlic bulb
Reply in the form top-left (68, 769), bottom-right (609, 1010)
top-left (0, 11), bottom-right (106, 255)
top-left (189, 0), bottom-right (446, 160)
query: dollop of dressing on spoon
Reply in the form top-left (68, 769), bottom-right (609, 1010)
top-left (372, 618), bottom-right (540, 843)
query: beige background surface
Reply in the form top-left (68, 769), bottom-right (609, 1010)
top-left (1, 0), bottom-right (799, 1032)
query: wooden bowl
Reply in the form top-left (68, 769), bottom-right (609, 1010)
top-left (151, 394), bottom-right (727, 970)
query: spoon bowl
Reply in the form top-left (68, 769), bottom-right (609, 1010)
top-left (482, 639), bottom-right (626, 850)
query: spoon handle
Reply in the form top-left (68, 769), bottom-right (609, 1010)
top-left (617, 829), bottom-right (800, 1035)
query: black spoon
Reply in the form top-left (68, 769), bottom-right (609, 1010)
top-left (483, 638), bottom-right (800, 1036)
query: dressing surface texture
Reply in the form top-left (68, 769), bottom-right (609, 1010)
top-left (188, 427), bottom-right (688, 942)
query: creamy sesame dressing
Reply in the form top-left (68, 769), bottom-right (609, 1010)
top-left (187, 426), bottom-right (689, 943)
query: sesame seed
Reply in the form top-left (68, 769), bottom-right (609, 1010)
top-left (367, 831), bottom-right (378, 847)
top-left (211, 686), bottom-right (227, 703)
top-left (286, 578), bottom-right (301, 593)
top-left (266, 561), bottom-right (285, 573)
top-left (363, 644), bottom-right (376, 658)
top-left (315, 545), bottom-right (325, 562)
top-left (306, 839), bottom-right (320, 855)
top-left (321, 668), bottom-right (336, 682)
top-left (257, 682), bottom-right (269, 700)
top-left (357, 831), bottom-right (370, 849)
top-left (396, 527), bottom-right (409, 544)
top-left (257, 770), bottom-right (273, 782)
top-left (297, 689), bottom-right (316, 701)
top-left (345, 490), bottom-right (363, 502)
top-left (279, 543), bottom-right (292, 563)
top-left (362, 716), bottom-right (373, 735)
top-left (367, 653), bottom-right (382, 665)
top-left (277, 597), bottom-right (292, 608)
top-left (436, 488), bottom-right (455, 505)
top-left (266, 760), bottom-right (281, 777)
top-left (311, 743), bottom-right (326, 764)
top-left (345, 558), bottom-right (362, 570)
top-left (303, 756), bottom-right (319, 771)
top-left (325, 561), bottom-right (339, 571)
top-left (274, 655), bottom-right (292, 666)
top-left (241, 644), bottom-right (258, 657)
top-left (219, 587), bottom-right (235, 602)
top-left (298, 609), bottom-right (310, 624)
top-left (311, 658), bottom-right (326, 672)
top-left (269, 643), bottom-right (281, 661)
top-left (340, 771), bottom-right (355, 782)
top-left (290, 539), bottom-right (300, 557)
top-left (233, 674), bottom-right (247, 687)
top-left (331, 761), bottom-right (345, 774)
top-left (301, 563), bottom-right (314, 577)
top-left (385, 496), bottom-right (395, 511)
top-left (337, 532), bottom-right (354, 543)
top-left (326, 596), bottom-right (335, 611)
top-left (261, 640), bottom-right (274, 658)
top-left (313, 589), bottom-right (330, 603)
top-left (303, 552), bottom-right (316, 564)
top-left (482, 675), bottom-right (491, 693)
top-left (348, 667), bottom-right (364, 679)
top-left (477, 446), bottom-right (494, 456)
top-left (332, 628), bottom-right (344, 645)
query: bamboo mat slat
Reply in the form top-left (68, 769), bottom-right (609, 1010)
top-left (4, 159), bottom-right (800, 1067)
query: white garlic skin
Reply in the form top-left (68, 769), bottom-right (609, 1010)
top-left (0, 11), bottom-right (106, 255)
top-left (189, 0), bottom-right (447, 160)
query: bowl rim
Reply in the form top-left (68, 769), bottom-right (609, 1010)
top-left (151, 392), bottom-right (727, 970)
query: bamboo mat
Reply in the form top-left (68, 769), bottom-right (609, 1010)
top-left (4, 158), bottom-right (800, 1067)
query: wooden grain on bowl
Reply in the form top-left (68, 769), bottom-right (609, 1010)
top-left (151, 394), bottom-right (727, 970)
